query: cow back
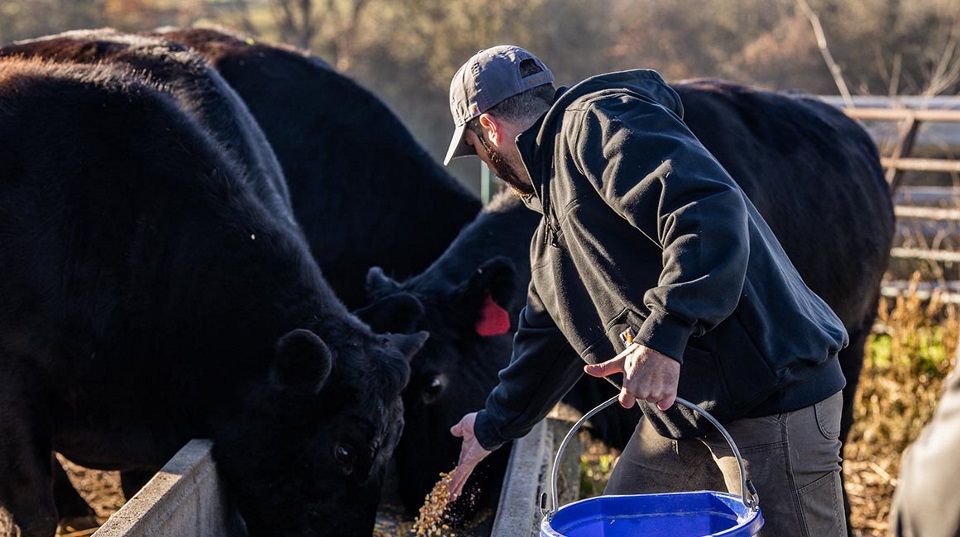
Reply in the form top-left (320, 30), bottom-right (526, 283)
top-left (0, 29), bottom-right (294, 227)
top-left (156, 27), bottom-right (484, 308)
top-left (674, 79), bottom-right (894, 326)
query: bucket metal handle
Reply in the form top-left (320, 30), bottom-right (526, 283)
top-left (544, 392), bottom-right (760, 517)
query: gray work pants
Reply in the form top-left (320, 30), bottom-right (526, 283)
top-left (604, 391), bottom-right (847, 537)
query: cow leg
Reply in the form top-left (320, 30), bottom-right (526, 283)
top-left (837, 319), bottom-right (871, 536)
top-left (0, 423), bottom-right (59, 536)
top-left (0, 374), bottom-right (60, 537)
top-left (838, 329), bottom-right (868, 451)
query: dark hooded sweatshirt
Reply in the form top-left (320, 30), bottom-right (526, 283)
top-left (473, 69), bottom-right (848, 449)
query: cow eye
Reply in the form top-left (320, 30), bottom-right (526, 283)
top-left (422, 374), bottom-right (445, 404)
top-left (335, 443), bottom-right (357, 474)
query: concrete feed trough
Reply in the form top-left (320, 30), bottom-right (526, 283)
top-left (93, 417), bottom-right (582, 536)
top-left (92, 440), bottom-right (244, 537)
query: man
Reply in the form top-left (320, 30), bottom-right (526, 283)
top-left (443, 45), bottom-right (849, 536)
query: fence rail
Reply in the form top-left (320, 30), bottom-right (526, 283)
top-left (840, 106), bottom-right (960, 190)
top-left (890, 248), bottom-right (960, 263)
top-left (883, 157), bottom-right (960, 174)
top-left (834, 104), bottom-right (960, 302)
top-left (894, 205), bottom-right (960, 220)
top-left (844, 108), bottom-right (960, 122)
top-left (881, 280), bottom-right (960, 304)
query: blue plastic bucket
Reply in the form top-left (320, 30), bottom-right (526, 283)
top-left (540, 395), bottom-right (763, 537)
top-left (541, 491), bottom-right (763, 536)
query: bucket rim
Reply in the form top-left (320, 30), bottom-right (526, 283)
top-left (540, 490), bottom-right (765, 537)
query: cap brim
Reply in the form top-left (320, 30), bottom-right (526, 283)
top-left (443, 123), bottom-right (476, 165)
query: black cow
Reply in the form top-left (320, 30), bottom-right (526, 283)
top-left (359, 194), bottom-right (531, 514)
top-left (360, 80), bottom-right (896, 515)
top-left (152, 26), bottom-right (483, 309)
top-left (0, 27), bottom-right (306, 523)
top-left (0, 52), bottom-right (425, 537)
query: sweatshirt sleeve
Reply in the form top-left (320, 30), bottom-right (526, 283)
top-left (569, 96), bottom-right (750, 362)
top-left (473, 282), bottom-right (585, 451)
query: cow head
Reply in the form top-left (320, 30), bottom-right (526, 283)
top-left (213, 326), bottom-right (427, 536)
top-left (357, 256), bottom-right (518, 514)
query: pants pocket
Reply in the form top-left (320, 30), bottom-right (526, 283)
top-left (797, 471), bottom-right (847, 537)
top-left (814, 391), bottom-right (842, 440)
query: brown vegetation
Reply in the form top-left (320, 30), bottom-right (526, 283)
top-left (845, 276), bottom-right (958, 536)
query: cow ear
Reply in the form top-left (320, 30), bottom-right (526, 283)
top-left (271, 329), bottom-right (332, 394)
top-left (466, 256), bottom-right (517, 306)
top-left (366, 266), bottom-right (401, 299)
top-left (385, 331), bottom-right (430, 361)
top-left (458, 256), bottom-right (517, 337)
top-left (354, 292), bottom-right (425, 333)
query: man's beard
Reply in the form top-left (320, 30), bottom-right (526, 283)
top-left (479, 137), bottom-right (534, 197)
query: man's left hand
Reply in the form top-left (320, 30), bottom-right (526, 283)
top-left (448, 412), bottom-right (492, 499)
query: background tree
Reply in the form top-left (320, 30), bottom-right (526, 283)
top-left (0, 0), bottom-right (957, 191)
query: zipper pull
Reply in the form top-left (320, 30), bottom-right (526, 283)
top-left (546, 221), bottom-right (561, 248)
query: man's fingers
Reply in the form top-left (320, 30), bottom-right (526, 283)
top-left (448, 469), bottom-right (465, 498)
top-left (617, 385), bottom-right (677, 411)
top-left (656, 393), bottom-right (677, 411)
top-left (448, 462), bottom-right (475, 499)
top-left (584, 355), bottom-right (626, 378)
top-left (448, 412), bottom-right (488, 499)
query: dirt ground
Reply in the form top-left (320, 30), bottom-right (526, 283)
top-left (55, 456), bottom-right (123, 537)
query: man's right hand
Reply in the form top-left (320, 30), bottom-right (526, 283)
top-left (448, 412), bottom-right (492, 499)
top-left (584, 343), bottom-right (680, 410)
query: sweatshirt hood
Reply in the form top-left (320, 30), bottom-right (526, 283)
top-left (516, 69), bottom-right (683, 205)
top-left (556, 69), bottom-right (683, 119)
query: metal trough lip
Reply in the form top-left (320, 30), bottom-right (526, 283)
top-left (489, 419), bottom-right (554, 536)
top-left (490, 415), bottom-right (585, 536)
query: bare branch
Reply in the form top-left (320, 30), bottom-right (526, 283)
top-left (270, 0), bottom-right (298, 40)
top-left (922, 22), bottom-right (960, 97)
top-left (795, 0), bottom-right (853, 106)
top-left (220, 0), bottom-right (259, 35)
top-left (889, 53), bottom-right (902, 98)
top-left (299, 0), bottom-right (314, 48)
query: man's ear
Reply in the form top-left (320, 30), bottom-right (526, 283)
top-left (478, 113), bottom-right (502, 147)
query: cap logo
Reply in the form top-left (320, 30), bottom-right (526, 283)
top-left (525, 73), bottom-right (551, 86)
top-left (469, 103), bottom-right (479, 116)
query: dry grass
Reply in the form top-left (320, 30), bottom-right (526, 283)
top-left (845, 275), bottom-right (958, 536)
top-left (579, 273), bottom-right (959, 537)
top-left (578, 438), bottom-right (620, 499)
